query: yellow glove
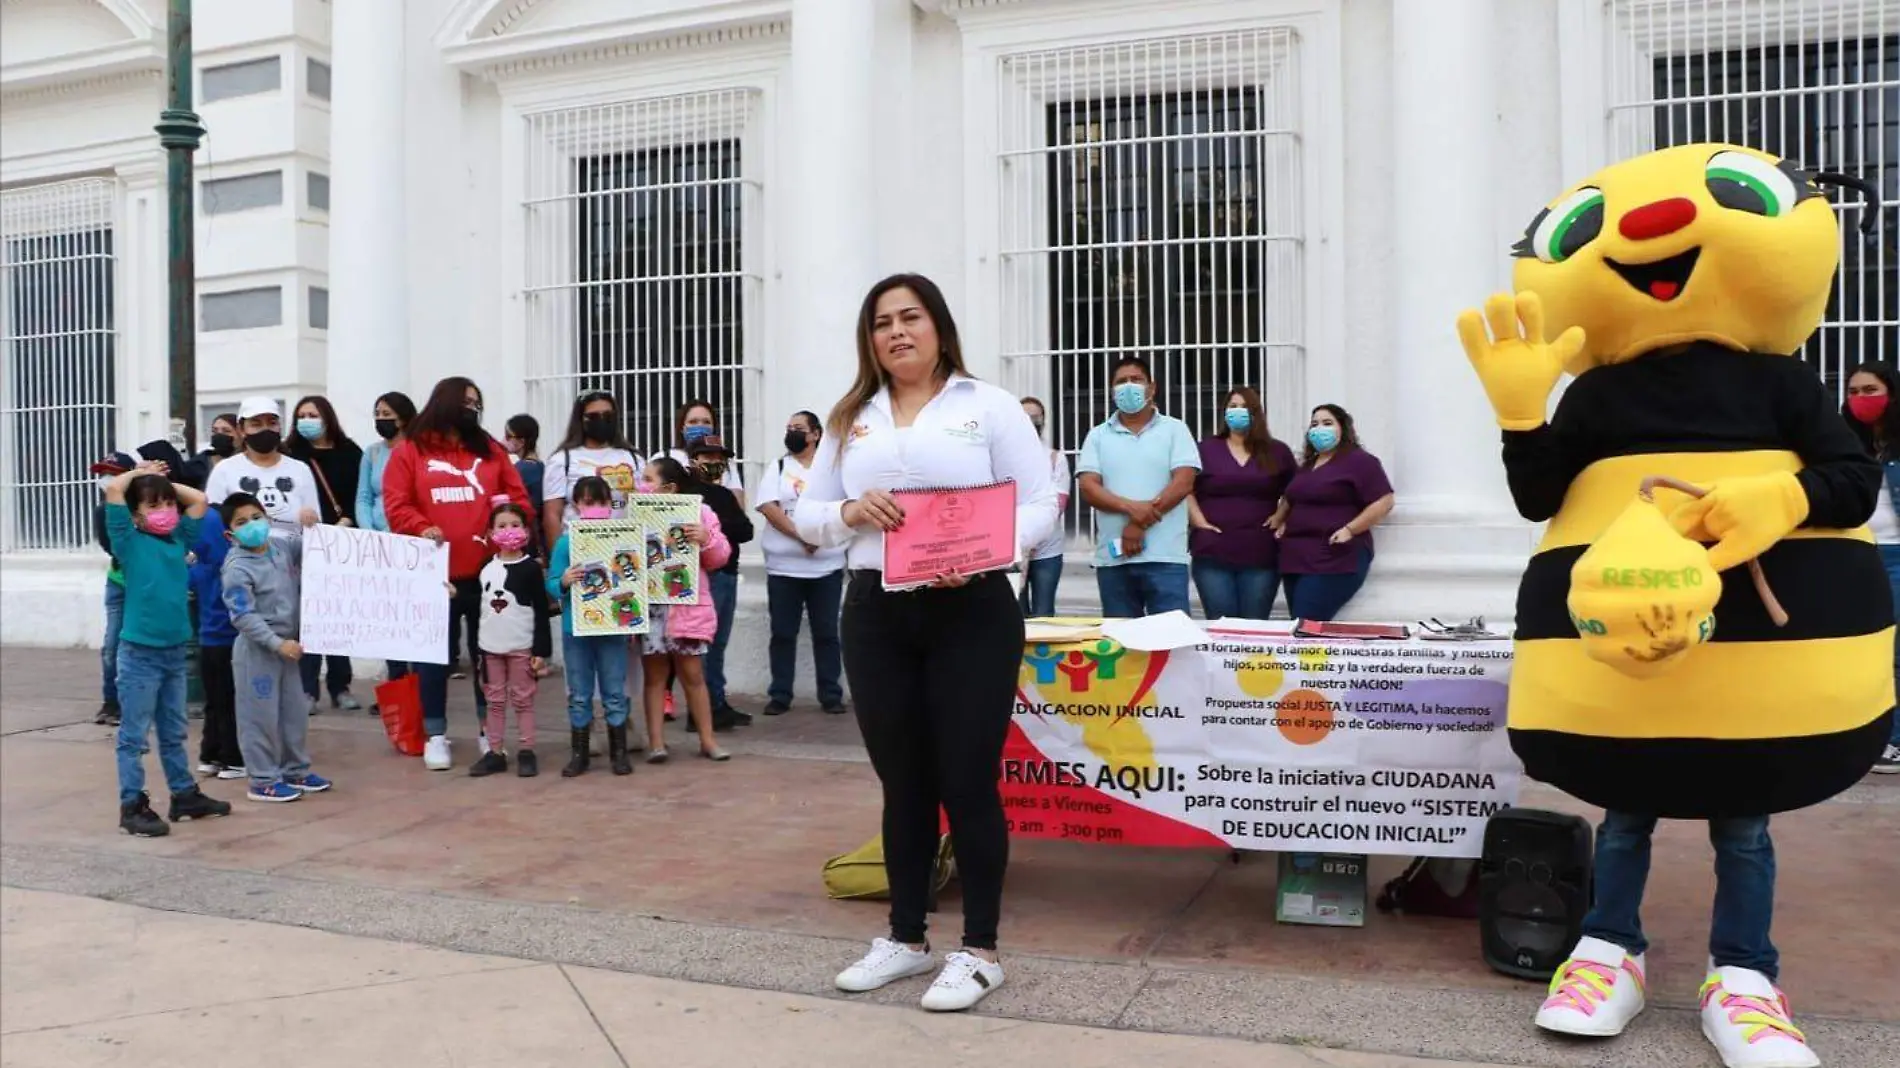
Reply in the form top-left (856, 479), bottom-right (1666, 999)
top-left (1569, 494), bottom-right (1721, 679)
top-left (1667, 471), bottom-right (1809, 573)
top-left (1455, 291), bottom-right (1586, 431)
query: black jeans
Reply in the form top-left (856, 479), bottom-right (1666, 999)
top-left (198, 643), bottom-right (242, 767)
top-left (418, 578), bottom-right (487, 737)
top-left (842, 570), bottom-right (1024, 951)
top-left (299, 653), bottom-right (354, 701)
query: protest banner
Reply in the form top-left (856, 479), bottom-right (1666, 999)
top-left (1005, 628), bottom-right (1521, 858)
top-left (568, 519), bottom-right (649, 636)
top-left (298, 525), bottom-right (450, 663)
top-left (626, 494), bottom-right (700, 605)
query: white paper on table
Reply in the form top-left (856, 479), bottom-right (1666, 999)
top-left (1101, 610), bottom-right (1208, 651)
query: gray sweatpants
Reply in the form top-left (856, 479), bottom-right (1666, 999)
top-left (233, 639), bottom-right (310, 786)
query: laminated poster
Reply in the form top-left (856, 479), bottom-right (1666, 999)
top-left (567, 519), bottom-right (649, 636)
top-left (627, 493), bottom-right (702, 605)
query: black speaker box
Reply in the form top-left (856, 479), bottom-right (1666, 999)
top-left (1478, 807), bottom-right (1594, 981)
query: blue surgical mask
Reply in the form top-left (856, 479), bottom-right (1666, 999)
top-left (1224, 408), bottom-right (1252, 433)
top-left (683, 424), bottom-right (714, 444)
top-left (1307, 425), bottom-right (1340, 452)
top-left (234, 517), bottom-right (272, 549)
top-left (1112, 383), bottom-right (1148, 416)
top-left (295, 418), bottom-right (323, 441)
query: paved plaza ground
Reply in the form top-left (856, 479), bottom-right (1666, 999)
top-left (3, 647), bottom-right (1896, 1066)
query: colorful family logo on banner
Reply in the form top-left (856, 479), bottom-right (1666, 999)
top-left (1003, 631), bottom-right (1522, 858)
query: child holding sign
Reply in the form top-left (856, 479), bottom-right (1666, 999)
top-left (549, 477), bottom-right (637, 777)
top-left (638, 458), bottom-right (732, 763)
top-left (470, 503), bottom-right (553, 778)
top-left (221, 493), bottom-right (331, 803)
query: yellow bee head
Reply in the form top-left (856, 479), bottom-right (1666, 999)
top-left (1512, 143), bottom-right (1847, 374)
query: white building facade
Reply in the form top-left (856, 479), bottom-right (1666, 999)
top-left (5, 0), bottom-right (1896, 700)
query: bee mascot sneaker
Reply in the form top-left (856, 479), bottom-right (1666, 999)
top-left (1458, 143), bottom-right (1892, 1068)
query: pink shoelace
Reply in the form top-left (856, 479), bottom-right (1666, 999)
top-left (1543, 957), bottom-right (1643, 1017)
top-left (1701, 981), bottom-right (1809, 1046)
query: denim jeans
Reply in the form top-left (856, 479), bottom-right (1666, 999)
top-left (101, 578), bottom-right (125, 705)
top-left (1191, 559), bottom-right (1278, 620)
top-left (418, 578), bottom-right (486, 737)
top-left (1582, 810), bottom-right (1780, 979)
top-left (766, 572), bottom-right (845, 708)
top-left (114, 641), bottom-right (195, 804)
top-left (705, 568), bottom-right (739, 708)
top-left (562, 631), bottom-right (630, 729)
top-left (1018, 555), bottom-right (1063, 618)
top-left (299, 653), bottom-right (354, 701)
top-left (1283, 547), bottom-right (1372, 621)
top-left (1095, 561), bottom-right (1191, 618)
top-left (1881, 543), bottom-right (1900, 744)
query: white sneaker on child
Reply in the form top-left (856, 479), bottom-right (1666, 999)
top-left (835, 938), bottom-right (935, 993)
top-left (1699, 965), bottom-right (1820, 1068)
top-left (919, 951), bottom-right (1005, 1012)
top-left (1534, 936), bottom-right (1647, 1037)
top-left (423, 735), bottom-right (452, 771)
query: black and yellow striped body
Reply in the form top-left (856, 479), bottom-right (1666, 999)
top-left (1506, 345), bottom-right (1893, 818)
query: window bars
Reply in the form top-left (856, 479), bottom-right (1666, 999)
top-left (0, 178), bottom-right (118, 553)
top-left (1606, 0), bottom-right (1900, 390)
top-left (521, 90), bottom-right (763, 472)
top-left (995, 28), bottom-right (1305, 548)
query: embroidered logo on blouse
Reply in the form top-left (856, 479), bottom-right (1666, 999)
top-left (941, 419), bottom-right (984, 443)
top-left (851, 423), bottom-right (871, 441)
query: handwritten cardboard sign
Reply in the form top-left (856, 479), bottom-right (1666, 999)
top-left (299, 525), bottom-right (451, 663)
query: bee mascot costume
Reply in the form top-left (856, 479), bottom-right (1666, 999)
top-left (1458, 143), bottom-right (1891, 1068)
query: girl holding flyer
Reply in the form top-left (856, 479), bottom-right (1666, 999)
top-left (637, 457), bottom-right (732, 764)
top-left (548, 477), bottom-right (638, 776)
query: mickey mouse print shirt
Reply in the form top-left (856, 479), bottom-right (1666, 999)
top-left (792, 375), bottom-right (1059, 573)
top-left (204, 453), bottom-right (320, 541)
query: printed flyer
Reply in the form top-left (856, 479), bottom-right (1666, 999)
top-left (628, 494), bottom-right (701, 605)
top-left (566, 519), bottom-right (649, 636)
top-left (1005, 630), bottom-right (1521, 858)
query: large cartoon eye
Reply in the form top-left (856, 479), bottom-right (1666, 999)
top-left (1523, 187), bottom-right (1605, 263)
top-left (1705, 151), bottom-right (1800, 217)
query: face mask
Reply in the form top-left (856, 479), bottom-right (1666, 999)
top-left (683, 424), bottom-right (714, 445)
top-left (491, 526), bottom-right (530, 552)
top-left (141, 506), bottom-right (180, 536)
top-left (784, 430), bottom-right (809, 454)
top-left (374, 418), bottom-right (399, 441)
top-left (1030, 419), bottom-right (1045, 434)
top-left (247, 429), bottom-right (281, 455)
top-left (209, 433), bottom-right (236, 457)
top-left (296, 418), bottom-right (323, 441)
top-left (1850, 394), bottom-right (1890, 425)
top-left (233, 518), bottom-right (271, 549)
top-left (1224, 408), bottom-right (1252, 433)
top-left (1112, 382), bottom-right (1148, 416)
top-left (576, 505), bottom-right (612, 521)
top-left (582, 415), bottom-right (616, 442)
top-left (503, 440), bottom-right (522, 456)
top-left (696, 462), bottom-right (727, 482)
top-left (636, 480), bottom-right (659, 495)
top-left (456, 407), bottom-right (482, 431)
top-left (1307, 425), bottom-right (1340, 452)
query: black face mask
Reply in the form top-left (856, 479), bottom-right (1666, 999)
top-left (696, 462), bottom-right (727, 482)
top-left (783, 430), bottom-right (809, 454)
top-left (209, 433), bottom-right (236, 457)
top-left (455, 407), bottom-right (482, 431)
top-left (583, 415), bottom-right (617, 443)
top-left (374, 418), bottom-right (399, 441)
top-left (246, 429), bottom-right (281, 455)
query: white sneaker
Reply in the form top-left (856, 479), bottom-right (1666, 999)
top-left (835, 937), bottom-right (935, 993)
top-left (478, 731), bottom-right (491, 756)
top-left (1699, 965), bottom-right (1820, 1068)
top-left (216, 765), bottom-right (247, 780)
top-left (919, 951), bottom-right (1005, 1012)
top-left (1534, 936), bottom-right (1647, 1037)
top-left (197, 761), bottom-right (220, 775)
top-left (1871, 743), bottom-right (1900, 774)
top-left (423, 735), bottom-right (452, 771)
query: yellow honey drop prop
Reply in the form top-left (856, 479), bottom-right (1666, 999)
top-left (1565, 477), bottom-right (1788, 679)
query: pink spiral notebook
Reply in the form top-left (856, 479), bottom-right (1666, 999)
top-left (882, 480), bottom-right (1018, 591)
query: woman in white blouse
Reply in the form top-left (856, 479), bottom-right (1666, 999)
top-left (795, 273), bottom-right (1057, 1013)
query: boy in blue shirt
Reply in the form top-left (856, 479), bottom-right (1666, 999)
top-left (102, 461), bottom-right (233, 837)
top-left (190, 508), bottom-right (244, 778)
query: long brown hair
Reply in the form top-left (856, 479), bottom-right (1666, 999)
top-left (407, 376), bottom-right (493, 455)
top-left (1220, 386), bottom-right (1278, 473)
top-left (825, 273), bottom-right (970, 448)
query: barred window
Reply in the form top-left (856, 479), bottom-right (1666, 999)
top-left (521, 92), bottom-right (762, 469)
top-left (1, 179), bottom-right (117, 552)
top-left (1609, 1), bottom-right (1898, 389)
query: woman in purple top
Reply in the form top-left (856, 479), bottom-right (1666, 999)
top-left (1268, 404), bottom-right (1395, 621)
top-left (1186, 387), bottom-right (1297, 620)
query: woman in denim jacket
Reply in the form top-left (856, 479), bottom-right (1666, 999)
top-left (1843, 360), bottom-right (1900, 774)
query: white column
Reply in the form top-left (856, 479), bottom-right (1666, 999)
top-left (326, 0), bottom-right (409, 440)
top-left (1389, 0), bottom-right (1515, 522)
top-left (784, 0), bottom-right (880, 418)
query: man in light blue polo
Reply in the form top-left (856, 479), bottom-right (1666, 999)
top-left (1077, 356), bottom-right (1201, 617)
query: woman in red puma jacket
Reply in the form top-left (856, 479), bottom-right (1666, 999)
top-left (383, 376), bottom-right (528, 771)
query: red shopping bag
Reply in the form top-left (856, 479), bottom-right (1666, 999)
top-left (376, 674), bottom-right (426, 756)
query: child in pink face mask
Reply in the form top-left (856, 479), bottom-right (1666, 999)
top-left (469, 503), bottom-right (552, 779)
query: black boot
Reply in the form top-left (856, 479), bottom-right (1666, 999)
top-left (608, 723), bottom-right (633, 776)
top-left (561, 729), bottom-right (590, 778)
top-left (167, 785), bottom-right (231, 823)
top-left (119, 792), bottom-right (168, 837)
